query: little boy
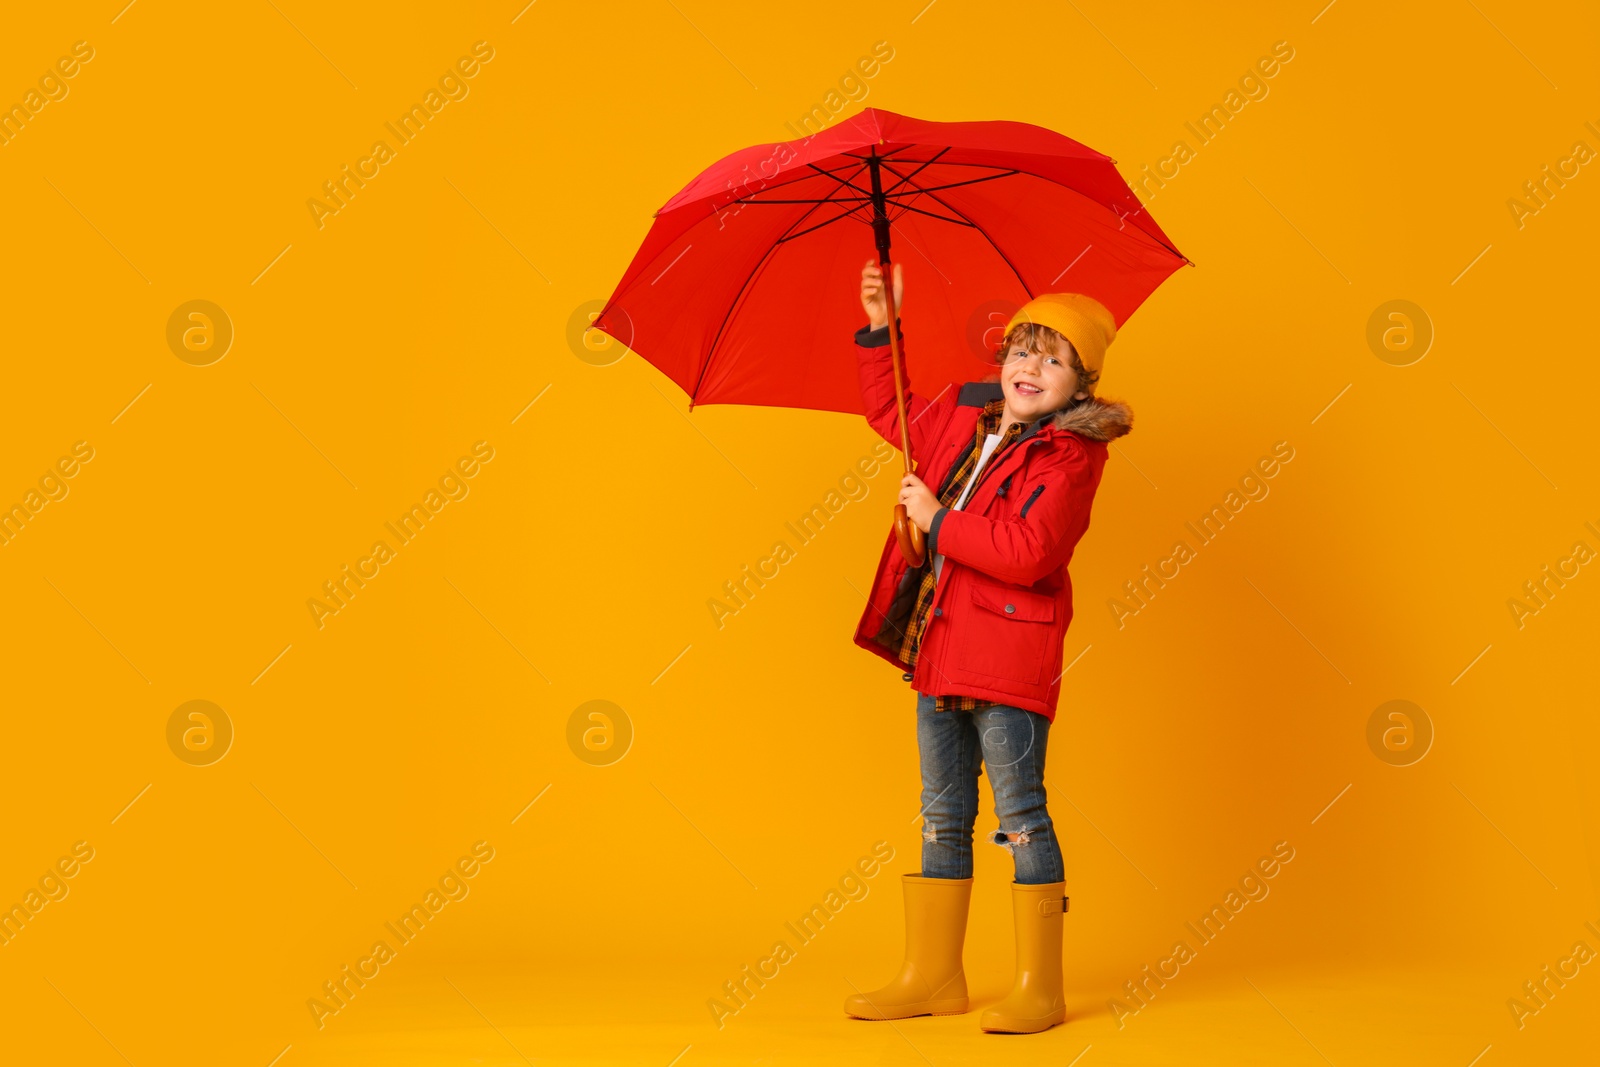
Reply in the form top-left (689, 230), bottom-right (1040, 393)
top-left (843, 261), bottom-right (1131, 1034)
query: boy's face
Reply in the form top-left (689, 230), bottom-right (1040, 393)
top-left (1000, 341), bottom-right (1089, 424)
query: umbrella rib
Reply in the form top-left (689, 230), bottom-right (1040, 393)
top-left (714, 156), bottom-right (1093, 210)
top-left (841, 144), bottom-right (920, 163)
top-left (698, 160), bottom-right (867, 216)
top-left (733, 195), bottom-right (874, 205)
top-left (733, 169), bottom-right (1014, 207)
top-left (882, 200), bottom-right (975, 227)
top-left (807, 160), bottom-right (878, 176)
top-left (732, 159), bottom-right (992, 207)
top-left (774, 205), bottom-right (877, 243)
top-left (767, 162), bottom-right (873, 241)
top-left (729, 159), bottom-right (1015, 214)
top-left (806, 161), bottom-right (877, 202)
top-left (885, 160), bottom-right (1183, 263)
top-left (770, 155), bottom-right (989, 238)
top-left (887, 159), bottom-right (1184, 264)
top-left (896, 160), bottom-right (1184, 265)
top-left (886, 170), bottom-right (1020, 198)
top-left (728, 171), bottom-right (1034, 209)
top-left (879, 160), bottom-right (1035, 299)
top-left (754, 161), bottom-right (879, 240)
top-left (879, 146), bottom-right (950, 196)
top-left (876, 158), bottom-right (1099, 171)
top-left (721, 161), bottom-right (872, 210)
top-left (694, 156), bottom-right (1014, 209)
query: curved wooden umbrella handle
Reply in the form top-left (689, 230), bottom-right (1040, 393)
top-left (894, 505), bottom-right (926, 568)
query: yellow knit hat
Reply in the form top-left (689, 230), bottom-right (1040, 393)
top-left (1003, 293), bottom-right (1118, 376)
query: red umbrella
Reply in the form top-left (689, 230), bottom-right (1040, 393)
top-left (593, 107), bottom-right (1189, 563)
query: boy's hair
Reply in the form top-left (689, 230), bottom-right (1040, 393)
top-left (994, 322), bottom-right (1100, 394)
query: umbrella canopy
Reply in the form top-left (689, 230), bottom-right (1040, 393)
top-left (593, 107), bottom-right (1189, 414)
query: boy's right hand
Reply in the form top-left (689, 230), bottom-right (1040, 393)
top-left (859, 259), bottom-right (904, 330)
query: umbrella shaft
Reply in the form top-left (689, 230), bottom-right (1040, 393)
top-left (882, 265), bottom-right (913, 469)
top-left (867, 153), bottom-right (892, 260)
top-left (867, 154), bottom-right (913, 475)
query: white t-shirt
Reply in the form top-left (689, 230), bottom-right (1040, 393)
top-left (931, 431), bottom-right (1004, 581)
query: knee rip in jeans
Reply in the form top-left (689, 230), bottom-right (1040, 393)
top-left (922, 823), bottom-right (937, 844)
top-left (991, 826), bottom-right (1033, 852)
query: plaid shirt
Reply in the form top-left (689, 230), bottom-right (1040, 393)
top-left (899, 397), bottom-right (1027, 712)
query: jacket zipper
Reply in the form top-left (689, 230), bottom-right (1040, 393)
top-left (966, 435), bottom-right (1045, 500)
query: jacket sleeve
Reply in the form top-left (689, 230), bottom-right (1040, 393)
top-left (930, 440), bottom-right (1104, 586)
top-left (854, 319), bottom-right (947, 463)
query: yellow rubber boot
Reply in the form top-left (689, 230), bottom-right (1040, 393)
top-left (980, 881), bottom-right (1068, 1033)
top-left (844, 874), bottom-right (973, 1020)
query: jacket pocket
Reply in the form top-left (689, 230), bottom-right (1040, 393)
top-left (971, 582), bottom-right (1054, 622)
top-left (960, 581), bottom-right (1056, 684)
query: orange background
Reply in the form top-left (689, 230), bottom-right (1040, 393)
top-left (2, 1), bottom-right (1596, 1065)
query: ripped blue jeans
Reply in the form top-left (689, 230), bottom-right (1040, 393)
top-left (915, 692), bottom-right (1064, 885)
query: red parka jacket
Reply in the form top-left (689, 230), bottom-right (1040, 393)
top-left (851, 322), bottom-right (1132, 722)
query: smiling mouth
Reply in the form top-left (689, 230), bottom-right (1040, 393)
top-left (1013, 382), bottom-right (1043, 396)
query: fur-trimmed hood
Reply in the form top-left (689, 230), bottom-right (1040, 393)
top-left (1046, 396), bottom-right (1133, 442)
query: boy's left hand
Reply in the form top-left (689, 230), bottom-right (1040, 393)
top-left (898, 474), bottom-right (940, 532)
